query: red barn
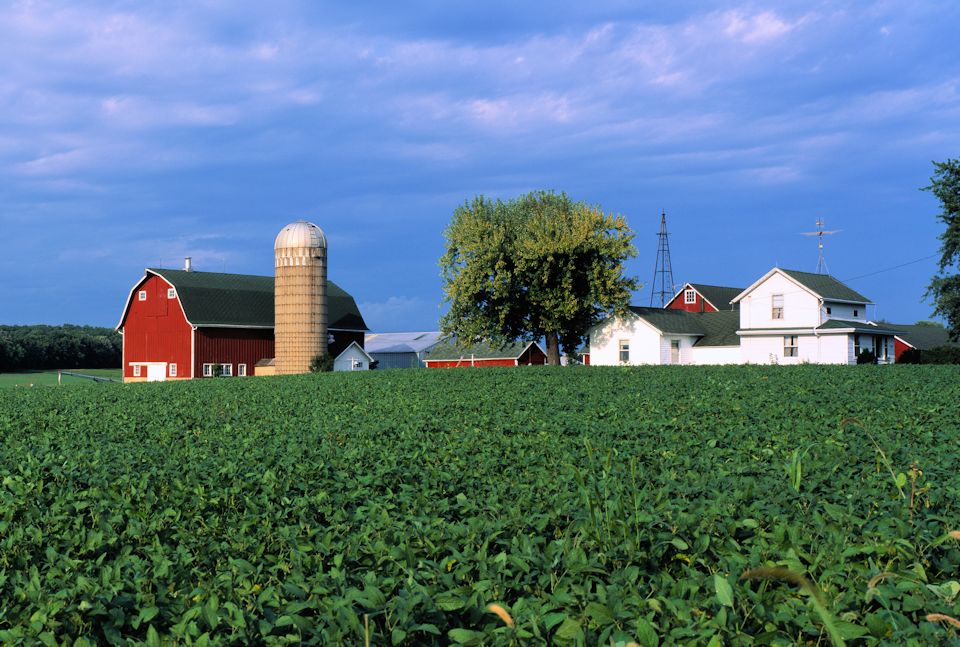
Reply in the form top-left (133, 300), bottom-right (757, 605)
top-left (665, 283), bottom-right (743, 313)
top-left (423, 340), bottom-right (547, 368)
top-left (116, 268), bottom-right (368, 382)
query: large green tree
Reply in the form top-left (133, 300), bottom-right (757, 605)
top-left (924, 158), bottom-right (960, 340)
top-left (440, 190), bottom-right (639, 365)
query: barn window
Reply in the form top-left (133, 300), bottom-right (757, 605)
top-left (684, 289), bottom-right (696, 304)
top-left (771, 294), bottom-right (784, 319)
top-left (167, 288), bottom-right (176, 299)
top-left (203, 363), bottom-right (213, 377)
top-left (220, 363), bottom-right (233, 377)
top-left (783, 335), bottom-right (798, 357)
top-left (138, 290), bottom-right (147, 301)
top-left (618, 340), bottom-right (630, 363)
top-left (133, 365), bottom-right (141, 377)
top-left (237, 364), bottom-right (247, 376)
top-left (169, 363), bottom-right (177, 377)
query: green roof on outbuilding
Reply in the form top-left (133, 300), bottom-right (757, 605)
top-left (143, 268), bottom-right (368, 331)
top-left (424, 340), bottom-right (538, 361)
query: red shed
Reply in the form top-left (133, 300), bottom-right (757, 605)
top-left (665, 283), bottom-right (743, 313)
top-left (116, 268), bottom-right (368, 382)
top-left (423, 340), bottom-right (547, 368)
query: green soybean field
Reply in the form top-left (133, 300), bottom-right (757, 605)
top-left (1, 366), bottom-right (958, 646)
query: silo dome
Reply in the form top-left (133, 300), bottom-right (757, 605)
top-left (275, 220), bottom-right (327, 250)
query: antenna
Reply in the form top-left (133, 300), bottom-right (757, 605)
top-left (800, 218), bottom-right (841, 274)
top-left (650, 210), bottom-right (676, 307)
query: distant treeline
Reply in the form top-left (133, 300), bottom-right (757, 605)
top-left (0, 325), bottom-right (122, 372)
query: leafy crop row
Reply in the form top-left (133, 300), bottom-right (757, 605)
top-left (0, 366), bottom-right (958, 645)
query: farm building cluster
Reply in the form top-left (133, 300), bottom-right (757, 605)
top-left (585, 267), bottom-right (949, 366)
top-left (117, 220), bottom-right (949, 382)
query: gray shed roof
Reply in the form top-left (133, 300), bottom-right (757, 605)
top-left (365, 331), bottom-right (445, 354)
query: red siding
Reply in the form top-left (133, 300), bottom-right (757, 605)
top-left (666, 289), bottom-right (718, 312)
top-left (425, 344), bottom-right (547, 368)
top-left (581, 353), bottom-right (591, 365)
top-left (120, 275), bottom-right (193, 379)
top-left (894, 338), bottom-right (912, 361)
top-left (518, 344), bottom-right (547, 365)
top-left (195, 328), bottom-right (274, 378)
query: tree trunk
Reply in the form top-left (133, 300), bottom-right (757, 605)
top-left (545, 331), bottom-right (562, 366)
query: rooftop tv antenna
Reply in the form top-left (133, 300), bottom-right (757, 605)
top-left (800, 218), bottom-right (841, 274)
top-left (650, 210), bottom-right (676, 307)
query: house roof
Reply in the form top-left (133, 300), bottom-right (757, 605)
top-left (365, 331), bottom-right (445, 354)
top-left (780, 269), bottom-right (871, 303)
top-left (693, 311), bottom-right (741, 347)
top-left (884, 323), bottom-right (956, 350)
top-left (335, 340), bottom-right (373, 362)
top-left (120, 268), bottom-right (368, 331)
top-left (628, 307), bottom-right (707, 335)
top-left (424, 340), bottom-right (541, 361)
top-left (688, 284), bottom-right (744, 310)
top-left (732, 268), bottom-right (871, 305)
top-left (815, 319), bottom-right (898, 335)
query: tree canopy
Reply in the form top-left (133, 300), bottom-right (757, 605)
top-left (0, 324), bottom-right (121, 372)
top-left (439, 191), bottom-right (639, 364)
top-left (924, 158), bottom-right (960, 340)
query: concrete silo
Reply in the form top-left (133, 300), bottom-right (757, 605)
top-left (274, 220), bottom-right (327, 374)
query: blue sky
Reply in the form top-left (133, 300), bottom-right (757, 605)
top-left (2, 1), bottom-right (958, 331)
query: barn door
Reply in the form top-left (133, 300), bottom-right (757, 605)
top-left (146, 363), bottom-right (167, 382)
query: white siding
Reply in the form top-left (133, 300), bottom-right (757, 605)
top-left (691, 346), bottom-right (741, 365)
top-left (822, 301), bottom-right (867, 322)
top-left (739, 272), bottom-right (822, 330)
top-left (334, 343), bottom-right (371, 371)
top-left (659, 336), bottom-right (697, 365)
top-left (589, 315), bottom-right (664, 365)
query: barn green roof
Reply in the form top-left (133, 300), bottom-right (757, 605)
top-left (144, 268), bottom-right (368, 331)
top-left (688, 284), bottom-right (743, 310)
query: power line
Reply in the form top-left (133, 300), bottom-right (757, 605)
top-left (840, 253), bottom-right (939, 283)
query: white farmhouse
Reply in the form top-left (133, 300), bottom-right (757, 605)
top-left (732, 268), bottom-right (896, 364)
top-left (588, 267), bottom-right (898, 366)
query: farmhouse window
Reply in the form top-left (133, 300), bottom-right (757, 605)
top-left (220, 363), bottom-right (232, 377)
top-left (237, 364), bottom-right (247, 376)
top-left (853, 309), bottom-right (859, 317)
top-left (825, 306), bottom-right (832, 315)
top-left (167, 288), bottom-right (176, 299)
top-left (618, 340), bottom-right (630, 363)
top-left (684, 289), bottom-right (696, 304)
top-left (138, 290), bottom-right (147, 301)
top-left (853, 335), bottom-right (861, 356)
top-left (351, 359), bottom-right (364, 370)
top-left (169, 363), bottom-right (177, 377)
top-left (771, 294), bottom-right (784, 319)
top-left (783, 335), bottom-right (798, 357)
top-left (133, 365), bottom-right (141, 377)
top-left (203, 363), bottom-right (213, 377)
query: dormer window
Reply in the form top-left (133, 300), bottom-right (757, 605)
top-left (772, 294), bottom-right (784, 320)
top-left (138, 290), bottom-right (147, 301)
top-left (684, 289), bottom-right (696, 304)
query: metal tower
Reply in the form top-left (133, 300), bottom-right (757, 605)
top-left (800, 219), bottom-right (840, 274)
top-left (650, 210), bottom-right (676, 307)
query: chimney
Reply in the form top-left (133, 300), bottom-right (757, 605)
top-left (184, 257), bottom-right (192, 272)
